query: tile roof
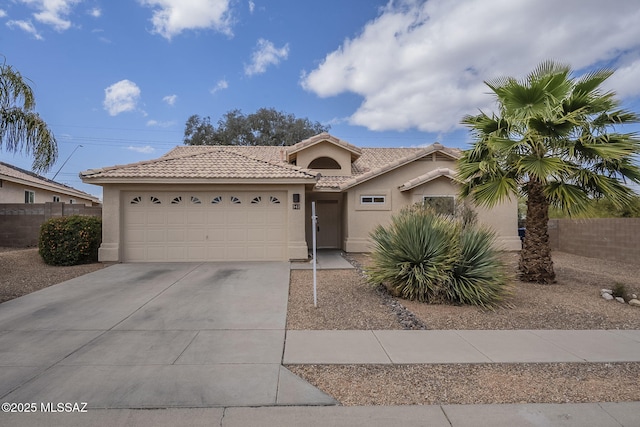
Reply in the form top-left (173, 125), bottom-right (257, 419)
top-left (81, 134), bottom-right (461, 191)
top-left (0, 161), bottom-right (99, 202)
top-left (81, 148), bottom-right (316, 181)
top-left (287, 132), bottom-right (362, 159)
top-left (398, 167), bottom-right (457, 191)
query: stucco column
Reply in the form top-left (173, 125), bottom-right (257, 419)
top-left (98, 185), bottom-right (121, 262)
top-left (288, 185), bottom-right (309, 260)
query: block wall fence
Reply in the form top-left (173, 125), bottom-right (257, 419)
top-left (0, 203), bottom-right (102, 247)
top-left (547, 218), bottom-right (640, 265)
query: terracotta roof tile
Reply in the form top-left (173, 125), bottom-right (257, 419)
top-left (81, 136), bottom-right (460, 189)
top-left (82, 148), bottom-right (316, 180)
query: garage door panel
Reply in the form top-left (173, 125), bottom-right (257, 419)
top-left (227, 227), bottom-right (247, 242)
top-left (126, 229), bottom-right (146, 243)
top-left (187, 211), bottom-right (206, 225)
top-left (126, 247), bottom-right (146, 262)
top-left (167, 211), bottom-right (185, 225)
top-left (247, 210), bottom-right (267, 225)
top-left (186, 229), bottom-right (206, 242)
top-left (147, 246), bottom-right (166, 260)
top-left (167, 229), bottom-right (185, 243)
top-left (247, 228), bottom-right (266, 242)
top-left (226, 246), bottom-right (247, 260)
top-left (126, 211), bottom-right (146, 225)
top-left (147, 212), bottom-right (165, 225)
top-left (267, 227), bottom-right (285, 242)
top-left (146, 229), bottom-right (167, 243)
top-left (206, 212), bottom-right (225, 225)
top-left (166, 246), bottom-right (186, 261)
top-left (227, 211), bottom-right (248, 225)
top-left (123, 191), bottom-right (287, 262)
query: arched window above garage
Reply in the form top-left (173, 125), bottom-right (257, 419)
top-left (308, 156), bottom-right (341, 170)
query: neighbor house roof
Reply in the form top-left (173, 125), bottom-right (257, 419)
top-left (0, 161), bottom-right (100, 203)
top-left (80, 134), bottom-right (461, 190)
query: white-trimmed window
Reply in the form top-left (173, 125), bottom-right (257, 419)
top-left (53, 196), bottom-right (60, 202)
top-left (69, 199), bottom-right (75, 204)
top-left (24, 190), bottom-right (35, 204)
top-left (361, 195), bottom-right (386, 204)
top-left (423, 195), bottom-right (455, 215)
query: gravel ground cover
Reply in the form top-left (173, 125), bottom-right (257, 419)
top-left (288, 251), bottom-right (640, 330)
top-left (0, 248), bottom-right (105, 303)
top-left (287, 251), bottom-right (640, 405)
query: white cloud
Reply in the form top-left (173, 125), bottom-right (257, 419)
top-left (88, 7), bottom-right (101, 18)
top-left (6, 20), bottom-right (44, 39)
top-left (162, 94), bottom-right (177, 105)
top-left (138, 0), bottom-right (233, 40)
top-left (245, 39), bottom-right (289, 76)
top-left (301, 0), bottom-right (640, 133)
top-left (210, 79), bottom-right (228, 94)
top-left (127, 145), bottom-right (155, 154)
top-left (146, 119), bottom-right (175, 127)
top-left (103, 80), bottom-right (142, 116)
top-left (18, 0), bottom-right (81, 31)
top-left (248, 1), bottom-right (255, 13)
top-left (0, 9), bottom-right (7, 18)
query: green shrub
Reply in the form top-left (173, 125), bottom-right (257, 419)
top-left (39, 215), bottom-right (102, 266)
top-left (612, 282), bottom-right (629, 302)
top-left (366, 205), bottom-right (509, 308)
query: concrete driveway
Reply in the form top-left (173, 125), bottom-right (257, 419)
top-left (0, 263), bottom-right (334, 408)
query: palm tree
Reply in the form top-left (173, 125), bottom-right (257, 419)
top-left (1, 60), bottom-right (57, 172)
top-left (458, 60), bottom-right (640, 283)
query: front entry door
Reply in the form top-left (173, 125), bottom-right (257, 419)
top-left (315, 200), bottom-right (340, 248)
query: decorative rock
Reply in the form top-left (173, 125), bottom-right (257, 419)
top-left (601, 289), bottom-right (613, 295)
top-left (615, 297), bottom-right (626, 303)
top-left (632, 294), bottom-right (638, 300)
top-left (602, 293), bottom-right (614, 300)
top-left (629, 299), bottom-right (640, 307)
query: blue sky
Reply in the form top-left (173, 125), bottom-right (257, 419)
top-left (2, 0), bottom-right (640, 199)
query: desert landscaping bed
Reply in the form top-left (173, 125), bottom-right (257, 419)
top-left (0, 248), bottom-right (105, 303)
top-left (287, 251), bottom-right (640, 330)
top-left (286, 250), bottom-right (640, 405)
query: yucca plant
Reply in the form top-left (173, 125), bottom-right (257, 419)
top-left (367, 207), bottom-right (456, 302)
top-left (444, 226), bottom-right (511, 308)
top-left (367, 205), bottom-right (509, 308)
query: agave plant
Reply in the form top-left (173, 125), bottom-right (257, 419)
top-left (367, 204), bottom-right (509, 308)
top-left (367, 207), bottom-right (456, 302)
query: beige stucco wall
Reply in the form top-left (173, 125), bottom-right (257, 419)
top-left (294, 141), bottom-right (352, 176)
top-left (97, 183), bottom-right (308, 262)
top-left (342, 158), bottom-right (520, 252)
top-left (0, 180), bottom-right (96, 206)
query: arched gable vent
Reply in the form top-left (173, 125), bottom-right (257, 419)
top-left (309, 156), bottom-right (341, 170)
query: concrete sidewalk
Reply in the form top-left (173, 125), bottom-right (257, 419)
top-left (3, 403), bottom-right (639, 426)
top-left (284, 329), bottom-right (640, 364)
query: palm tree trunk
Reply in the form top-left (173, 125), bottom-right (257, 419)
top-left (519, 180), bottom-right (555, 283)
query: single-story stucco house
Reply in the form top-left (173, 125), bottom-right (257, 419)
top-left (80, 133), bottom-right (520, 262)
top-left (1, 161), bottom-right (100, 206)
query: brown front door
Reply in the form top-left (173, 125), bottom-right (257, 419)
top-left (315, 200), bottom-right (340, 248)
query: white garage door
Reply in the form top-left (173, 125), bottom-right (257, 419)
top-left (123, 191), bottom-right (287, 262)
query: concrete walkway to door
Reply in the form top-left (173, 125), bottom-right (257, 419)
top-left (0, 262), bottom-right (335, 408)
